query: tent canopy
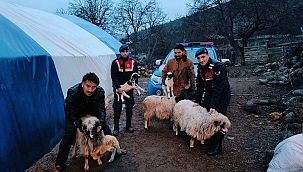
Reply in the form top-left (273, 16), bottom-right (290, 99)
top-left (0, 2), bottom-right (118, 171)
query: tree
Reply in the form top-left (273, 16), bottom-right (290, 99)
top-left (56, 8), bottom-right (68, 14)
top-left (189, 0), bottom-right (296, 65)
top-left (140, 3), bottom-right (167, 62)
top-left (113, 0), bottom-right (167, 57)
top-left (68, 0), bottom-right (114, 31)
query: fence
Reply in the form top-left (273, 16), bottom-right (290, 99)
top-left (244, 42), bottom-right (302, 65)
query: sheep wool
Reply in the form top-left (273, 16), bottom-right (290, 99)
top-left (172, 100), bottom-right (231, 148)
top-left (143, 95), bottom-right (176, 129)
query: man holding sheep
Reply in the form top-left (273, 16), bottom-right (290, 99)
top-left (161, 44), bottom-right (196, 102)
top-left (193, 47), bottom-right (231, 156)
top-left (111, 44), bottom-right (138, 136)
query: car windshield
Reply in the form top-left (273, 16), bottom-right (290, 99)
top-left (164, 47), bottom-right (216, 64)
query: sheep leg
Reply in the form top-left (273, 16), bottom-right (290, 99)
top-left (122, 91), bottom-right (130, 99)
top-left (144, 118), bottom-right (148, 129)
top-left (116, 91), bottom-right (121, 101)
top-left (174, 124), bottom-right (179, 135)
top-left (84, 155), bottom-right (89, 171)
top-left (137, 89), bottom-right (141, 96)
top-left (97, 157), bottom-right (102, 165)
top-left (115, 145), bottom-right (122, 154)
top-left (121, 91), bottom-right (130, 102)
top-left (162, 85), bottom-right (167, 96)
top-left (167, 87), bottom-right (171, 98)
top-left (134, 84), bottom-right (142, 96)
top-left (91, 151), bottom-right (102, 165)
top-left (138, 86), bottom-right (147, 93)
top-left (144, 114), bottom-right (151, 129)
top-left (108, 147), bottom-right (116, 163)
top-left (72, 142), bottom-right (77, 158)
top-left (190, 137), bottom-right (195, 149)
top-left (171, 87), bottom-right (174, 97)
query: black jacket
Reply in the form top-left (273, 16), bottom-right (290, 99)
top-left (195, 58), bottom-right (231, 110)
top-left (64, 83), bottom-right (107, 128)
top-left (111, 56), bottom-right (138, 89)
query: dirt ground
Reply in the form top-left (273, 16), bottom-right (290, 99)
top-left (26, 65), bottom-right (292, 172)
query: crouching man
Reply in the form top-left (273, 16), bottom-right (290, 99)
top-left (54, 72), bottom-right (112, 172)
top-left (193, 48), bottom-right (231, 156)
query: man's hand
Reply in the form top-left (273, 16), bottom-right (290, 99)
top-left (193, 103), bottom-right (199, 107)
top-left (209, 108), bottom-right (216, 114)
top-left (185, 84), bottom-right (191, 90)
top-left (133, 84), bottom-right (139, 90)
top-left (75, 122), bottom-right (83, 132)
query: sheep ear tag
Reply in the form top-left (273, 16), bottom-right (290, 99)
top-left (215, 71), bottom-right (221, 75)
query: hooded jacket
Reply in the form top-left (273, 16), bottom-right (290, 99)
top-left (162, 56), bottom-right (196, 97)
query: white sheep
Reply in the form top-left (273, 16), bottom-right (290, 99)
top-left (142, 95), bottom-right (176, 129)
top-left (162, 72), bottom-right (174, 98)
top-left (172, 100), bottom-right (231, 148)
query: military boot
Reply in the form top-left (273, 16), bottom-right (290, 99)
top-left (101, 151), bottom-right (112, 167)
top-left (113, 118), bottom-right (119, 136)
top-left (207, 144), bottom-right (223, 156)
top-left (126, 115), bottom-right (134, 133)
top-left (207, 132), bottom-right (224, 156)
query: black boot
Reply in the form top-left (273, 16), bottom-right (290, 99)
top-left (207, 144), bottom-right (223, 156)
top-left (113, 118), bottom-right (119, 136)
top-left (207, 132), bottom-right (224, 156)
top-left (126, 115), bottom-right (134, 133)
top-left (101, 151), bottom-right (112, 167)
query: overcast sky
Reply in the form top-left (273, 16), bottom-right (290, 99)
top-left (0, 0), bottom-right (190, 20)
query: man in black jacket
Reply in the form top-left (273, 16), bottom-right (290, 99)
top-left (193, 47), bottom-right (231, 156)
top-left (111, 44), bottom-right (138, 136)
top-left (54, 72), bottom-right (111, 172)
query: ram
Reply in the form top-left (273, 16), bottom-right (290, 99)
top-left (172, 100), bottom-right (231, 148)
top-left (143, 95), bottom-right (176, 130)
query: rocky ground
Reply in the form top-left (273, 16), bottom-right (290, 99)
top-left (26, 64), bottom-right (302, 172)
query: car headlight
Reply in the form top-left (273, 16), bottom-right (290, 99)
top-left (150, 74), bottom-right (162, 85)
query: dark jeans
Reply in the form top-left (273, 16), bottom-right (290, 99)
top-left (113, 90), bottom-right (134, 120)
top-left (55, 119), bottom-right (76, 167)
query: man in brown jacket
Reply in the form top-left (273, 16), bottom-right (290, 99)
top-left (161, 44), bottom-right (196, 102)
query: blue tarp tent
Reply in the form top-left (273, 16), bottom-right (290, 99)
top-left (0, 2), bottom-right (118, 171)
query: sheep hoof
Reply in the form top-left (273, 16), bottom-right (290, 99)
top-left (144, 127), bottom-right (148, 130)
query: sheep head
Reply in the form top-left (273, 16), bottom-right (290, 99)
top-left (164, 72), bottom-right (174, 80)
top-left (82, 116), bottom-right (102, 141)
top-left (130, 72), bottom-right (140, 83)
top-left (210, 111), bottom-right (231, 133)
